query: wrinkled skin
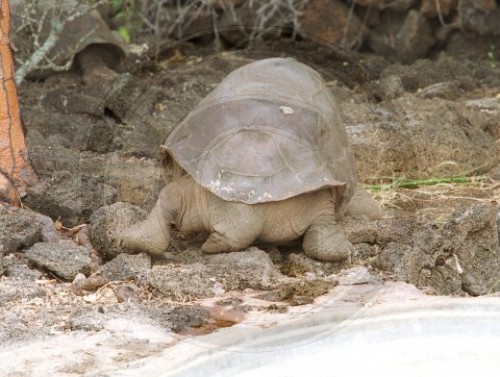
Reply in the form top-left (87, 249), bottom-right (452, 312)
top-left (121, 177), bottom-right (381, 262)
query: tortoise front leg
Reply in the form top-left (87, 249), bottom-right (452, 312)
top-left (121, 185), bottom-right (175, 256)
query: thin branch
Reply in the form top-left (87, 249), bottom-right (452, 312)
top-left (435, 0), bottom-right (450, 28)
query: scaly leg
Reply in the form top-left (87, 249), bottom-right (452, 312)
top-left (303, 213), bottom-right (352, 262)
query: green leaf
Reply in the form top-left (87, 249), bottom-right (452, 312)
top-left (118, 26), bottom-right (131, 44)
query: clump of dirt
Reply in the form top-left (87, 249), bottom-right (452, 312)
top-left (165, 305), bottom-right (211, 333)
top-left (257, 279), bottom-right (337, 306)
top-left (279, 251), bottom-right (345, 277)
top-left (162, 303), bottom-right (247, 335)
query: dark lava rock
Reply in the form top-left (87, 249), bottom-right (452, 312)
top-left (443, 203), bottom-right (500, 296)
top-left (460, 97), bottom-right (500, 142)
top-left (104, 73), bottom-right (159, 124)
top-left (80, 154), bottom-right (162, 208)
top-left (204, 247), bottom-right (284, 290)
top-left (371, 203), bottom-right (500, 296)
top-left (371, 216), bottom-right (463, 295)
top-left (149, 263), bottom-right (215, 300)
top-left (369, 9), bottom-right (434, 63)
top-left (167, 306), bottom-right (210, 333)
top-left (150, 247), bottom-right (284, 300)
top-left (26, 130), bottom-right (81, 175)
top-left (98, 253), bottom-right (151, 281)
top-left (0, 205), bottom-right (44, 254)
top-left (458, 0), bottom-right (500, 36)
top-left (42, 87), bottom-right (105, 117)
top-left (25, 174), bottom-right (117, 227)
top-left (2, 254), bottom-right (45, 280)
top-left (26, 241), bottom-right (92, 280)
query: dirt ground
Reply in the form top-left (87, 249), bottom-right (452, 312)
top-left (1, 36), bottom-right (500, 376)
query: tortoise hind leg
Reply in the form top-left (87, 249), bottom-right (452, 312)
top-left (303, 213), bottom-right (352, 262)
top-left (202, 198), bottom-right (262, 254)
top-left (202, 231), bottom-right (257, 254)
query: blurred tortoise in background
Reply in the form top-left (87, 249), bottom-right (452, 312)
top-left (10, 0), bottom-right (125, 84)
top-left (121, 57), bottom-right (381, 262)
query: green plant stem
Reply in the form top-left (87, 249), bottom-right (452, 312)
top-left (364, 176), bottom-right (485, 191)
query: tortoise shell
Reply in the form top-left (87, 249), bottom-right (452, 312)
top-left (164, 57), bottom-right (356, 213)
top-left (10, 3), bottom-right (125, 73)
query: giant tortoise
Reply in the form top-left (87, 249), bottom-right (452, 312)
top-left (121, 57), bottom-right (381, 262)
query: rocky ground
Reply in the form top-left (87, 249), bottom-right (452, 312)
top-left (1, 10), bottom-right (500, 375)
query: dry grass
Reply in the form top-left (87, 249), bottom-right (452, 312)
top-left (367, 175), bottom-right (500, 222)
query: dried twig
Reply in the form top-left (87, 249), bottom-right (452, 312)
top-left (139, 0), bottom-right (309, 45)
top-left (435, 0), bottom-right (450, 27)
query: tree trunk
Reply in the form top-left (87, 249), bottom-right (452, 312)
top-left (0, 0), bottom-right (37, 206)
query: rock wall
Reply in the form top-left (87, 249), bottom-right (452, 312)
top-left (140, 0), bottom-right (500, 64)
